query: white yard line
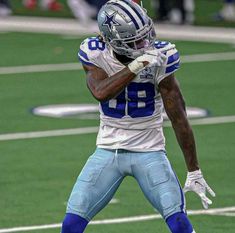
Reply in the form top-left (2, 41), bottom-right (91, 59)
top-left (0, 52), bottom-right (235, 75)
top-left (181, 51), bottom-right (235, 63)
top-left (0, 126), bottom-right (99, 141)
top-left (0, 206), bottom-right (234, 233)
top-left (0, 16), bottom-right (235, 43)
top-left (0, 115), bottom-right (234, 142)
top-left (0, 63), bottom-right (83, 75)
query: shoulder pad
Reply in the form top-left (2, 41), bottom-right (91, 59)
top-left (165, 47), bottom-right (180, 75)
top-left (78, 37), bottom-right (107, 66)
top-left (154, 41), bottom-right (180, 82)
top-left (154, 40), bottom-right (176, 53)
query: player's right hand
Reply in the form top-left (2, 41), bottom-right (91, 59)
top-left (128, 50), bottom-right (166, 74)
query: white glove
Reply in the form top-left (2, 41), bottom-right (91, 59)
top-left (128, 50), bottom-right (167, 74)
top-left (183, 169), bottom-right (216, 209)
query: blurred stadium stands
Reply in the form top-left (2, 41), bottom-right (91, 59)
top-left (1, 0), bottom-right (234, 28)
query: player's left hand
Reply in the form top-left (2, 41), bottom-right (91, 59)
top-left (144, 49), bottom-right (167, 66)
top-left (183, 169), bottom-right (216, 209)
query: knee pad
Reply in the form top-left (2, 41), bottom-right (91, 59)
top-left (166, 212), bottom-right (194, 233)
top-left (62, 213), bottom-right (88, 233)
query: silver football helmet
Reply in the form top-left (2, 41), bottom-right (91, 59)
top-left (97, 0), bottom-right (156, 59)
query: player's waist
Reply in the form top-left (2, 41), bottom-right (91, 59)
top-left (100, 114), bottom-right (163, 130)
top-left (97, 148), bottom-right (166, 154)
top-left (96, 126), bottom-right (166, 151)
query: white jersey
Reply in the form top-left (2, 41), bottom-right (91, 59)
top-left (78, 37), bottom-right (180, 152)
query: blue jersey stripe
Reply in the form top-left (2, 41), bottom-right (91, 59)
top-left (154, 41), bottom-right (170, 49)
top-left (122, 0), bottom-right (145, 26)
top-left (167, 52), bottom-right (179, 65)
top-left (165, 61), bottom-right (180, 74)
top-left (172, 169), bottom-right (185, 213)
top-left (113, 3), bottom-right (140, 29)
top-left (79, 49), bottom-right (89, 61)
top-left (78, 56), bottom-right (94, 66)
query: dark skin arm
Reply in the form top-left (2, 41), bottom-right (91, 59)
top-left (159, 74), bottom-right (199, 172)
top-left (83, 60), bottom-right (149, 102)
top-left (83, 64), bottom-right (135, 102)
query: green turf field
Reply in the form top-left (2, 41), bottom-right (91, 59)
top-left (0, 30), bottom-right (235, 233)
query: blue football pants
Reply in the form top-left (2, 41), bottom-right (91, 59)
top-left (65, 148), bottom-right (185, 221)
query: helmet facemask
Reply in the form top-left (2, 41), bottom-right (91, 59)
top-left (105, 19), bottom-right (156, 59)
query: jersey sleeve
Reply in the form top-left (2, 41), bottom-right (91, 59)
top-left (78, 37), bottom-right (106, 67)
top-left (154, 41), bottom-right (180, 84)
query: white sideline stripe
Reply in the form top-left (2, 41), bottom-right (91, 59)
top-left (0, 115), bottom-right (235, 141)
top-left (0, 52), bottom-right (235, 75)
top-left (0, 16), bottom-right (99, 36)
top-left (0, 206), bottom-right (235, 233)
top-left (0, 16), bottom-right (235, 43)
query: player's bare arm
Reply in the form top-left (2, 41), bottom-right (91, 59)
top-left (158, 74), bottom-right (199, 172)
top-left (83, 51), bottom-right (164, 101)
top-left (159, 74), bottom-right (215, 208)
top-left (83, 64), bottom-right (136, 102)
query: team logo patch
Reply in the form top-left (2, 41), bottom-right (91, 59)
top-left (32, 104), bottom-right (209, 120)
top-left (139, 67), bottom-right (154, 79)
top-left (102, 12), bottom-right (121, 31)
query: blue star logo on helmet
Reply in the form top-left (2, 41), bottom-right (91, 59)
top-left (102, 12), bottom-right (121, 31)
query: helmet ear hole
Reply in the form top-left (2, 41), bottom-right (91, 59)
top-left (97, 0), bottom-right (156, 59)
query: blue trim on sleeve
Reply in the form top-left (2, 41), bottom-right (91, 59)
top-left (154, 41), bottom-right (169, 49)
top-left (165, 61), bottom-right (180, 74)
top-left (78, 56), bottom-right (94, 66)
top-left (172, 169), bottom-right (185, 213)
top-left (79, 49), bottom-right (90, 61)
top-left (167, 52), bottom-right (179, 65)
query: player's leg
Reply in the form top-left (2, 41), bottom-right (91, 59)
top-left (166, 211), bottom-right (195, 233)
top-left (62, 213), bottom-right (88, 233)
top-left (132, 150), bottom-right (195, 233)
top-left (61, 148), bottom-right (124, 233)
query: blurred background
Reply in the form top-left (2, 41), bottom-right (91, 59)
top-left (0, 0), bottom-right (235, 27)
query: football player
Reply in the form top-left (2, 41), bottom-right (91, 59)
top-left (61, 1), bottom-right (215, 233)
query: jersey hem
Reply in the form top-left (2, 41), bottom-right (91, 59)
top-left (96, 145), bottom-right (166, 153)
